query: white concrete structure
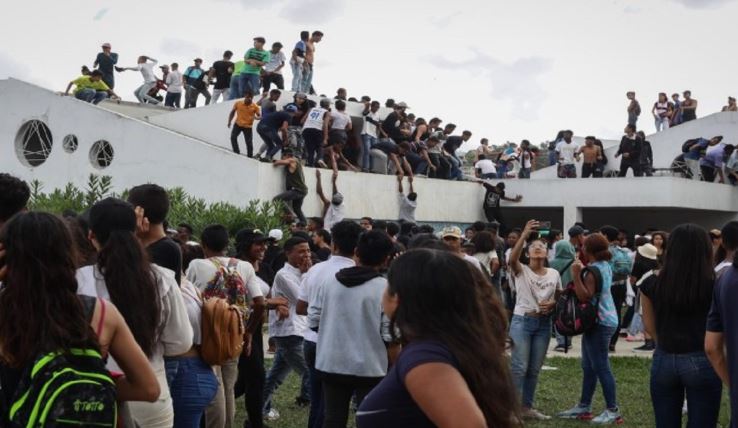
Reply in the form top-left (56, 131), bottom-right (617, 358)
top-left (2, 78), bottom-right (736, 233)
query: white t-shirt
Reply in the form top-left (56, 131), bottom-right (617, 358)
top-left (556, 141), bottom-right (580, 165)
top-left (165, 70), bottom-right (183, 93)
top-left (179, 278), bottom-right (203, 345)
top-left (473, 251), bottom-right (499, 277)
top-left (264, 51), bottom-right (286, 74)
top-left (519, 150), bottom-right (533, 169)
top-left (463, 254), bottom-right (484, 272)
top-left (270, 263), bottom-right (307, 337)
top-left (398, 194), bottom-right (417, 223)
top-left (330, 111), bottom-right (351, 131)
top-left (362, 110), bottom-right (381, 138)
top-left (303, 107), bottom-right (327, 131)
top-left (475, 159), bottom-right (497, 175)
top-left (324, 203), bottom-right (346, 231)
top-left (513, 265), bottom-right (563, 316)
top-left (186, 257), bottom-right (263, 301)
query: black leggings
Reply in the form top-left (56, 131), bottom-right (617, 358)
top-left (235, 327), bottom-right (265, 428)
top-left (230, 125), bottom-right (253, 156)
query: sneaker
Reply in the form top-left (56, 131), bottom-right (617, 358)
top-left (265, 408), bottom-right (280, 421)
top-left (521, 408), bottom-right (551, 420)
top-left (557, 404), bottom-right (593, 420)
top-left (591, 408), bottom-right (624, 424)
top-left (625, 334), bottom-right (644, 342)
top-left (554, 344), bottom-right (571, 352)
top-left (633, 342), bottom-right (655, 353)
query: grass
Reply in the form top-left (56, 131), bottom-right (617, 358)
top-left (235, 357), bottom-right (731, 427)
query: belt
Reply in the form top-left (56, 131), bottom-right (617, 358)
top-left (524, 311), bottom-right (551, 318)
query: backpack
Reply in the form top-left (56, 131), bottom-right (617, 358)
top-left (610, 246), bottom-right (633, 282)
top-left (200, 258), bottom-right (247, 365)
top-left (554, 266), bottom-right (603, 337)
top-left (9, 297), bottom-right (117, 427)
top-left (200, 298), bottom-right (245, 366)
top-left (682, 138), bottom-right (699, 153)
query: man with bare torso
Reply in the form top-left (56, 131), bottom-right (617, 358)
top-left (580, 136), bottom-right (603, 178)
top-left (301, 31), bottom-right (324, 95)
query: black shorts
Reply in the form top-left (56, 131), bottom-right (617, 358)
top-left (328, 129), bottom-right (348, 146)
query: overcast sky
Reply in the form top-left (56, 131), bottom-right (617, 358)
top-left (2, 0), bottom-right (737, 150)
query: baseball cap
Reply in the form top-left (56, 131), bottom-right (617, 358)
top-left (193, 58), bottom-right (203, 62)
top-left (268, 229), bottom-right (284, 241)
top-left (568, 225), bottom-right (587, 237)
top-left (254, 37), bottom-right (266, 43)
top-left (441, 226), bottom-right (463, 240)
top-left (284, 104), bottom-right (298, 113)
top-left (396, 102), bottom-right (410, 109)
top-left (101, 43), bottom-right (111, 48)
top-left (159, 64), bottom-right (169, 70)
top-left (331, 192), bottom-right (344, 206)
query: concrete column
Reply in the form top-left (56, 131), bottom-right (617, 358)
top-left (563, 204), bottom-right (583, 229)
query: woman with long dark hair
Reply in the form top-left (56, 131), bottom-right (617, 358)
top-left (558, 233), bottom-right (623, 424)
top-left (0, 212), bottom-right (160, 423)
top-left (640, 224), bottom-right (721, 427)
top-left (357, 249), bottom-right (519, 427)
top-left (507, 220), bottom-right (562, 420)
top-left (77, 198), bottom-right (193, 427)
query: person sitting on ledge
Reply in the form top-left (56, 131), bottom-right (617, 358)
top-left (63, 70), bottom-right (119, 104)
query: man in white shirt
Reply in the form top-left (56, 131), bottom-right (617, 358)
top-left (164, 63), bottom-right (183, 108)
top-left (315, 169), bottom-right (345, 231)
top-left (555, 130), bottom-right (580, 178)
top-left (185, 224), bottom-right (264, 428)
top-left (297, 220), bottom-right (362, 428)
top-left (263, 236), bottom-right (312, 420)
top-left (398, 175), bottom-right (417, 223)
top-left (361, 99), bottom-right (382, 171)
top-left (475, 154), bottom-right (498, 179)
top-left (441, 226), bottom-right (484, 272)
top-left (116, 55), bottom-right (160, 104)
top-left (263, 42), bottom-right (286, 91)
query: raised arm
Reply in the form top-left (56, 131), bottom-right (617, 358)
top-left (509, 220), bottom-right (537, 275)
top-left (331, 170), bottom-right (339, 195)
top-left (398, 175), bottom-right (404, 194)
top-left (315, 169), bottom-right (330, 205)
top-left (408, 175), bottom-right (414, 195)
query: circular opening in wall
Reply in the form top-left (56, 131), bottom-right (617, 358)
top-left (62, 134), bottom-right (79, 153)
top-left (89, 140), bottom-right (114, 169)
top-left (15, 119), bottom-right (53, 167)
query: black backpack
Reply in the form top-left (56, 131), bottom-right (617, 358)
top-left (554, 266), bottom-right (603, 337)
top-left (8, 296), bottom-right (117, 427)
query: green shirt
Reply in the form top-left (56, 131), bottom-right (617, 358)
top-left (72, 76), bottom-right (110, 94)
top-left (232, 60), bottom-right (246, 77)
top-left (243, 48), bottom-right (271, 75)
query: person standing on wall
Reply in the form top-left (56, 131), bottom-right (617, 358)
top-left (164, 63), bottom-right (183, 108)
top-left (182, 58), bottom-right (211, 108)
top-left (242, 37), bottom-right (271, 96)
top-left (615, 124), bottom-right (643, 177)
top-left (262, 42), bottom-right (286, 91)
top-left (210, 50), bottom-right (234, 103)
top-left (94, 42), bottom-right (118, 89)
top-left (626, 91), bottom-right (640, 127)
top-left (116, 55), bottom-right (161, 104)
top-left (681, 90), bottom-right (698, 122)
top-left (227, 91), bottom-right (260, 157)
top-left (302, 31), bottom-right (324, 95)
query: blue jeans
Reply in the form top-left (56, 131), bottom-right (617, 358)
top-left (509, 314), bottom-right (552, 408)
top-left (548, 150), bottom-right (558, 166)
top-left (580, 325), bottom-right (618, 409)
top-left (169, 356), bottom-right (219, 428)
top-left (447, 155), bottom-right (462, 180)
top-left (241, 73), bottom-right (261, 95)
top-left (164, 92), bottom-right (181, 108)
top-left (291, 62), bottom-right (304, 92)
top-left (302, 64), bottom-right (313, 94)
top-left (256, 124), bottom-right (283, 159)
top-left (650, 350), bottom-right (722, 428)
top-left (229, 74), bottom-right (242, 100)
top-left (263, 335), bottom-right (310, 413)
top-left (361, 134), bottom-right (377, 170)
top-left (518, 167), bottom-right (531, 178)
top-left (303, 340), bottom-right (323, 428)
top-left (75, 88), bottom-right (108, 104)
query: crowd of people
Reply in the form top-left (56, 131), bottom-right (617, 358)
top-left (4, 166), bottom-right (738, 427)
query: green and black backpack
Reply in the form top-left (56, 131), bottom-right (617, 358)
top-left (8, 297), bottom-right (117, 427)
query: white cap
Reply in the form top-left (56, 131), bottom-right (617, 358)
top-left (268, 229), bottom-right (284, 241)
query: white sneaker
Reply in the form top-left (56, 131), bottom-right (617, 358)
top-left (521, 408), bottom-right (551, 420)
top-left (265, 408), bottom-right (280, 421)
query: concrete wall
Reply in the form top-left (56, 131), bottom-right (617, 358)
top-left (2, 79), bottom-right (736, 232)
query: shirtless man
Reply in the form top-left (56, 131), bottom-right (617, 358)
top-left (580, 136), bottom-right (603, 178)
top-left (301, 31), bottom-right (324, 94)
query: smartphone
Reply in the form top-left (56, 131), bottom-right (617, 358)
top-left (538, 221), bottom-right (551, 237)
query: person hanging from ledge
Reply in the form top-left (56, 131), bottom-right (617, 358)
top-left (476, 181), bottom-right (522, 234)
top-left (273, 148), bottom-right (308, 224)
top-left (315, 169), bottom-right (345, 231)
top-left (63, 70), bottom-right (119, 104)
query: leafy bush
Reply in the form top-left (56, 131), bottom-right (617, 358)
top-left (28, 175), bottom-right (286, 238)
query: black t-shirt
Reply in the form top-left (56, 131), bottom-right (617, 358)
top-left (382, 113), bottom-right (407, 142)
top-left (212, 60), bottom-right (234, 89)
top-left (482, 182), bottom-right (503, 210)
top-left (357, 341), bottom-right (458, 428)
top-left (641, 275), bottom-right (713, 354)
top-left (374, 140), bottom-right (400, 156)
top-left (443, 136), bottom-right (463, 154)
top-left (316, 247), bottom-right (332, 262)
top-left (148, 237), bottom-right (183, 284)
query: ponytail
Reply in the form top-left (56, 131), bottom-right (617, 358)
top-left (97, 230), bottom-right (160, 357)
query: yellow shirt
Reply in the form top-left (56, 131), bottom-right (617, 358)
top-left (72, 76), bottom-right (110, 94)
top-left (233, 101), bottom-right (260, 128)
